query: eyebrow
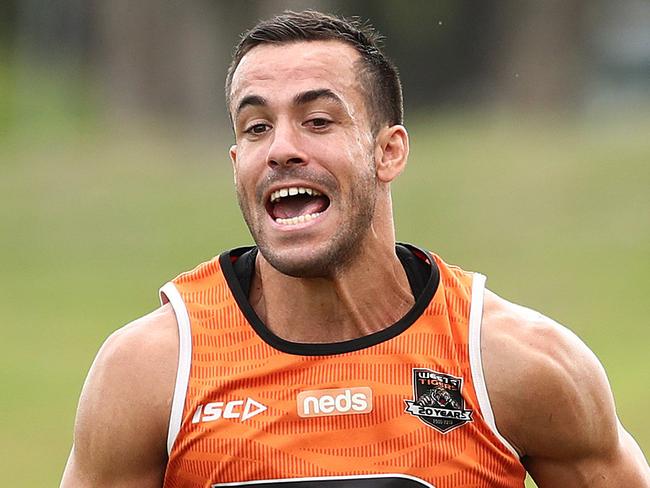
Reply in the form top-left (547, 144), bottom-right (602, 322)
top-left (234, 89), bottom-right (345, 120)
top-left (293, 88), bottom-right (344, 107)
top-left (235, 95), bottom-right (267, 118)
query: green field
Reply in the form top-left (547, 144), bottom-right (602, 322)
top-left (1, 109), bottom-right (648, 486)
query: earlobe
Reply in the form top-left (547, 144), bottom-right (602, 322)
top-left (375, 125), bottom-right (409, 183)
top-left (229, 145), bottom-right (238, 183)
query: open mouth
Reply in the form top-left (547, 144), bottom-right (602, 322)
top-left (266, 186), bottom-right (331, 226)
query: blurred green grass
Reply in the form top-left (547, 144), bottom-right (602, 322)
top-left (1, 101), bottom-right (649, 485)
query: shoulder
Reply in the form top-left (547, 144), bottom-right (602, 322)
top-left (64, 304), bottom-right (178, 484)
top-left (79, 304), bottom-right (178, 442)
top-left (480, 290), bottom-right (650, 485)
top-left (94, 303), bottom-right (179, 376)
top-left (480, 289), bottom-right (616, 458)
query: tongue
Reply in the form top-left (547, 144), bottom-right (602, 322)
top-left (272, 195), bottom-right (328, 219)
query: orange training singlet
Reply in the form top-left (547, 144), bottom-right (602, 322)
top-left (159, 245), bottom-right (525, 488)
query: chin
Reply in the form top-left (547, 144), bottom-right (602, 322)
top-left (258, 239), bottom-right (356, 279)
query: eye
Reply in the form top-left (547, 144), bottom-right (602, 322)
top-left (244, 123), bottom-right (271, 135)
top-left (305, 118), bottom-right (332, 130)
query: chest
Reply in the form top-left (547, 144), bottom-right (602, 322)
top-left (166, 348), bottom-right (520, 487)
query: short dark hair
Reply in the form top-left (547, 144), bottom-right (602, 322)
top-left (225, 10), bottom-right (403, 134)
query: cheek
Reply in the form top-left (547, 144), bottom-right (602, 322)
top-left (318, 132), bottom-right (367, 163)
top-left (233, 146), bottom-right (262, 183)
top-left (234, 138), bottom-right (269, 164)
top-left (329, 139), bottom-right (375, 178)
top-left (233, 162), bottom-right (256, 203)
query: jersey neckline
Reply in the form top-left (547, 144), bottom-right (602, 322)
top-left (219, 243), bottom-right (440, 356)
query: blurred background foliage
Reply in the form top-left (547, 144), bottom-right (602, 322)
top-left (0, 1), bottom-right (648, 486)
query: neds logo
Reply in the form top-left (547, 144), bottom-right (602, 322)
top-left (297, 387), bottom-right (373, 418)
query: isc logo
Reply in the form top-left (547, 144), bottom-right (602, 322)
top-left (297, 387), bottom-right (373, 418)
top-left (192, 398), bottom-right (267, 423)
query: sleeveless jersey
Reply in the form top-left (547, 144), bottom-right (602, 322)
top-left (159, 245), bottom-right (525, 488)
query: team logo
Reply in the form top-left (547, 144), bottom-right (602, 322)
top-left (404, 368), bottom-right (472, 433)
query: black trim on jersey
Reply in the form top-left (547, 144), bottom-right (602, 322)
top-left (211, 475), bottom-right (433, 487)
top-left (395, 244), bottom-right (429, 299)
top-left (232, 246), bottom-right (258, 297)
top-left (233, 245), bottom-right (429, 300)
top-left (220, 243), bottom-right (440, 356)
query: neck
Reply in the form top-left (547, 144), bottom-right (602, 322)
top-left (248, 238), bottom-right (415, 344)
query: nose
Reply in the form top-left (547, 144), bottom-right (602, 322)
top-left (266, 122), bottom-right (307, 169)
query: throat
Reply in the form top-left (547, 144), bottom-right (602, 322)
top-left (249, 252), bottom-right (415, 344)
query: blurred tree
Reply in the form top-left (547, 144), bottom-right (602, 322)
top-left (0, 0), bottom-right (18, 47)
top-left (13, 0), bottom-right (92, 67)
top-left (5, 0), bottom-right (647, 130)
top-left (96, 0), bottom-right (235, 129)
top-left (488, 0), bottom-right (589, 111)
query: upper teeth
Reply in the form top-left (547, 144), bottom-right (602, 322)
top-left (270, 187), bottom-right (322, 203)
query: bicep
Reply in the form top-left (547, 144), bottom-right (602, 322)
top-left (525, 423), bottom-right (650, 487)
top-left (61, 446), bottom-right (165, 488)
top-left (61, 447), bottom-right (165, 488)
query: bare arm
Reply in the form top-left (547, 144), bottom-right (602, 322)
top-left (60, 305), bottom-right (178, 487)
top-left (482, 290), bottom-right (649, 487)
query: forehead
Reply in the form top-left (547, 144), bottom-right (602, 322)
top-left (229, 40), bottom-right (363, 111)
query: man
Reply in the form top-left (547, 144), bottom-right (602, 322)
top-left (61, 10), bottom-right (648, 488)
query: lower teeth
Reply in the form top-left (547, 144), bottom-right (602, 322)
top-left (275, 212), bottom-right (322, 225)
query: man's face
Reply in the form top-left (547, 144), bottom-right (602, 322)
top-left (229, 41), bottom-right (379, 278)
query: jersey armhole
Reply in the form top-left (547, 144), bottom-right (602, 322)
top-left (468, 273), bottom-right (521, 458)
top-left (159, 282), bottom-right (192, 455)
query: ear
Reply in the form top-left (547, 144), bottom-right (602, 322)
top-left (229, 144), bottom-right (238, 183)
top-left (374, 125), bottom-right (409, 183)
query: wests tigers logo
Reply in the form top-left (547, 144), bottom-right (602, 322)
top-left (404, 368), bottom-right (473, 433)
